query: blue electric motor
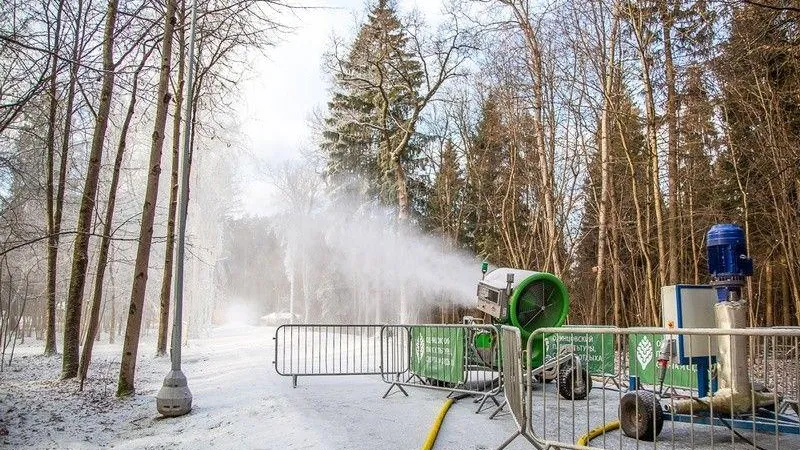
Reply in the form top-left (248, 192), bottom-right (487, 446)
top-left (706, 223), bottom-right (753, 302)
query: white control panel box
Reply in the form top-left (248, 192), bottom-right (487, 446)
top-left (661, 285), bottom-right (718, 364)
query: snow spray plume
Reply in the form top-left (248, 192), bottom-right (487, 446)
top-left (270, 174), bottom-right (481, 323)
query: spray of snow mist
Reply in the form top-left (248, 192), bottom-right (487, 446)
top-left (268, 174), bottom-right (481, 324)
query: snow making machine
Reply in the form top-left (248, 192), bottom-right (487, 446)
top-left (619, 223), bottom-right (800, 441)
top-left (473, 265), bottom-right (592, 400)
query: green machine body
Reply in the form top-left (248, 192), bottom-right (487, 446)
top-left (476, 268), bottom-right (569, 367)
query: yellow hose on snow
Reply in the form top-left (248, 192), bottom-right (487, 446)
top-left (421, 398), bottom-right (455, 450)
top-left (576, 420), bottom-right (620, 447)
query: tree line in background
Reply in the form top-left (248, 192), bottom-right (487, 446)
top-left (1, 0), bottom-right (798, 399)
top-left (310, 0), bottom-right (799, 327)
top-left (0, 0), bottom-right (281, 394)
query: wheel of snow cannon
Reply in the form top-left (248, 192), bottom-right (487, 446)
top-left (557, 364), bottom-right (592, 400)
top-left (619, 391), bottom-right (664, 441)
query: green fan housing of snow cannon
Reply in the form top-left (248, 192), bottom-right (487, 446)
top-left (476, 268), bottom-right (570, 368)
top-left (509, 272), bottom-right (570, 367)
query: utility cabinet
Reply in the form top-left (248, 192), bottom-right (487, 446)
top-left (661, 285), bottom-right (718, 364)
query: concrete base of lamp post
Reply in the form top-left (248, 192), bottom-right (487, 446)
top-left (156, 369), bottom-right (192, 417)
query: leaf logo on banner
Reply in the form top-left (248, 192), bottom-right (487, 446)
top-left (637, 336), bottom-right (653, 369)
top-left (415, 339), bottom-right (426, 358)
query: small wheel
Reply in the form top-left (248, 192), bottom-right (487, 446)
top-left (619, 391), bottom-right (664, 441)
top-left (558, 365), bottom-right (592, 400)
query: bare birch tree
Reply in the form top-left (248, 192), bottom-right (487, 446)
top-left (118, 0), bottom-right (177, 396)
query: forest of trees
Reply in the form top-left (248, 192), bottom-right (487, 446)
top-left (0, 0), bottom-right (798, 397)
top-left (283, 0), bottom-right (798, 328)
top-left (0, 0), bottom-right (281, 394)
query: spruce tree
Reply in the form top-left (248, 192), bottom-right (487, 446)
top-left (321, 0), bottom-right (423, 207)
top-left (463, 94), bottom-right (505, 261)
top-left (428, 139), bottom-right (464, 242)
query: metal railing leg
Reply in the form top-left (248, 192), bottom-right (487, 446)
top-left (292, 375), bottom-right (298, 388)
top-left (476, 393), bottom-right (500, 414)
top-left (489, 399), bottom-right (507, 419)
top-left (496, 430), bottom-right (521, 450)
top-left (521, 433), bottom-right (541, 449)
top-left (382, 382), bottom-right (408, 398)
top-left (497, 428), bottom-right (542, 450)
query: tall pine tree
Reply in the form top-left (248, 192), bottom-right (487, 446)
top-left (321, 0), bottom-right (423, 212)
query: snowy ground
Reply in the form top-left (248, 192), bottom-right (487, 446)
top-left (2, 325), bottom-right (799, 449)
top-left (1, 325), bottom-right (520, 449)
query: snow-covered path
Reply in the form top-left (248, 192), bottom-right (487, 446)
top-left (1, 325), bottom-right (521, 449)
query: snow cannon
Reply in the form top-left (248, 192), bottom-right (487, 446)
top-left (476, 268), bottom-right (569, 367)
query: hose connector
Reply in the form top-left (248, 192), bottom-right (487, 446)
top-left (657, 337), bottom-right (676, 395)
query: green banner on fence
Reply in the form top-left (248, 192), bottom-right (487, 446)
top-left (544, 326), bottom-right (615, 375)
top-left (628, 333), bottom-right (711, 390)
top-left (410, 327), bottom-right (465, 384)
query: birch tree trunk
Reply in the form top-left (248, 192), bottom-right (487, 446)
top-left (594, 7), bottom-right (619, 324)
top-left (43, 0), bottom-right (65, 357)
top-left (782, 265), bottom-right (791, 326)
top-left (609, 175), bottom-right (622, 327)
top-left (61, 0), bottom-right (117, 379)
top-left (661, 1), bottom-right (679, 285)
top-left (644, 68), bottom-right (667, 294)
top-left (765, 263), bottom-right (773, 327)
top-left (118, 0), bottom-right (177, 397)
top-left (616, 116), bottom-right (658, 325)
top-left (79, 41), bottom-right (149, 388)
top-left (502, 0), bottom-right (562, 276)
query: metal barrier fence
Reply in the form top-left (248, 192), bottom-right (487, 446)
top-left (513, 326), bottom-right (800, 450)
top-left (273, 323), bottom-right (504, 407)
top-left (497, 326), bottom-right (541, 449)
top-left (273, 324), bottom-right (404, 387)
top-left (380, 324), bottom-right (504, 410)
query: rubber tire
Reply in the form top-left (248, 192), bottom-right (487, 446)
top-left (557, 365), bottom-right (592, 400)
top-left (619, 391), bottom-right (664, 441)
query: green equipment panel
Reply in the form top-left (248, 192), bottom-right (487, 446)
top-left (629, 333), bottom-right (713, 391)
top-left (544, 326), bottom-right (615, 375)
top-left (410, 327), bottom-right (465, 384)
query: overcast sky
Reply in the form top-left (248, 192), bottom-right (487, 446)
top-left (236, 0), bottom-right (443, 215)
